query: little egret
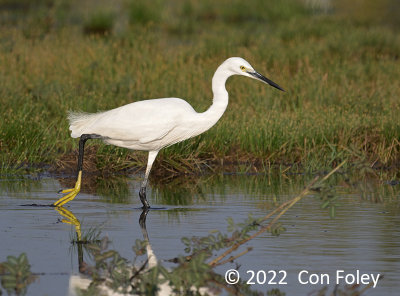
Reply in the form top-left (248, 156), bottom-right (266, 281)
top-left (53, 57), bottom-right (284, 209)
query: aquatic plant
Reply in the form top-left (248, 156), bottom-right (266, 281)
top-left (0, 253), bottom-right (35, 296)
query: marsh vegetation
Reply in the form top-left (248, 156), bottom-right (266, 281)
top-left (0, 0), bottom-right (399, 175)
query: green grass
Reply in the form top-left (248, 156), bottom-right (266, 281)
top-left (0, 0), bottom-right (400, 174)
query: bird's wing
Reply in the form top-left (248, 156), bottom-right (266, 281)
top-left (81, 98), bottom-right (196, 145)
top-left (138, 124), bottom-right (176, 144)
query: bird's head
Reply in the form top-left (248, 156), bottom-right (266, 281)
top-left (224, 57), bottom-right (285, 92)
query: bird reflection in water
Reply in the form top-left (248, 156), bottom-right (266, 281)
top-left (55, 208), bottom-right (214, 296)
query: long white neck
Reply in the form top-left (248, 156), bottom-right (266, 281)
top-left (201, 63), bottom-right (232, 129)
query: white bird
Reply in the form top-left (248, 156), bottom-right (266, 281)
top-left (53, 57), bottom-right (284, 209)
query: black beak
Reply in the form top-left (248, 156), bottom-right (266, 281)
top-left (249, 71), bottom-right (285, 92)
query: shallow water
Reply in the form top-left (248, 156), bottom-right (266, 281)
top-left (0, 172), bottom-right (399, 295)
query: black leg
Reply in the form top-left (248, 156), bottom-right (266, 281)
top-left (54, 134), bottom-right (101, 207)
top-left (77, 134), bottom-right (101, 173)
top-left (77, 135), bottom-right (89, 172)
top-left (139, 186), bottom-right (150, 209)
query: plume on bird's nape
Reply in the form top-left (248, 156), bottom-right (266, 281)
top-left (67, 111), bottom-right (103, 138)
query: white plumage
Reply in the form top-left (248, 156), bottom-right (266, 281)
top-left (54, 57), bottom-right (284, 209)
top-left (69, 97), bottom-right (208, 151)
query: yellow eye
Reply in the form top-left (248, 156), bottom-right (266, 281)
top-left (240, 66), bottom-right (246, 71)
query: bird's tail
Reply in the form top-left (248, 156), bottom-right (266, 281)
top-left (68, 111), bottom-right (101, 138)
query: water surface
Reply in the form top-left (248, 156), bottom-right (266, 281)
top-left (0, 172), bottom-right (399, 295)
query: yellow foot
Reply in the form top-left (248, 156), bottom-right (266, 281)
top-left (53, 171), bottom-right (82, 207)
top-left (58, 188), bottom-right (75, 194)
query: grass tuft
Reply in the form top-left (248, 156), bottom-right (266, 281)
top-left (83, 10), bottom-right (115, 35)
